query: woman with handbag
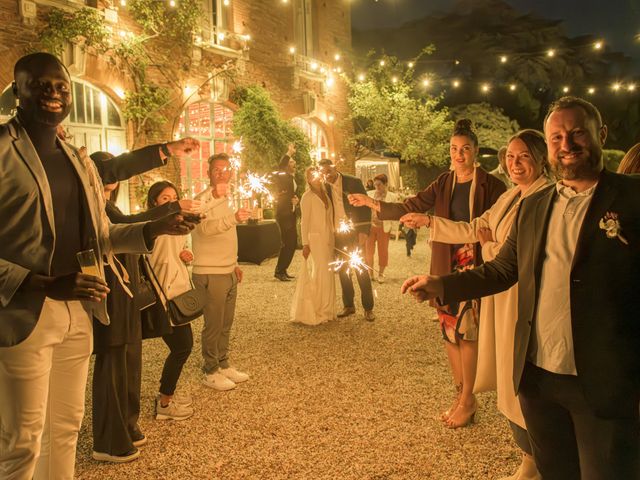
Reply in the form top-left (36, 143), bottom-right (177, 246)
top-left (146, 181), bottom-right (198, 421)
top-left (90, 154), bottom-right (199, 463)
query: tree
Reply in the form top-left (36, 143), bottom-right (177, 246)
top-left (449, 103), bottom-right (520, 150)
top-left (230, 85), bottom-right (312, 186)
top-left (346, 52), bottom-right (453, 168)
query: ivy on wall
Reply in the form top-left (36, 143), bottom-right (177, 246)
top-left (231, 85), bottom-right (312, 189)
top-left (36, 0), bottom-right (210, 145)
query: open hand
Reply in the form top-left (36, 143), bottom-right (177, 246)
top-left (400, 213), bottom-right (430, 229)
top-left (302, 245), bottom-right (311, 259)
top-left (147, 213), bottom-right (199, 239)
top-left (400, 274), bottom-right (443, 303)
top-left (46, 272), bottom-right (110, 302)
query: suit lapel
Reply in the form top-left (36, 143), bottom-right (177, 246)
top-left (10, 118), bottom-right (56, 233)
top-left (532, 185), bottom-right (556, 279)
top-left (571, 171), bottom-right (617, 270)
top-left (58, 140), bottom-right (100, 242)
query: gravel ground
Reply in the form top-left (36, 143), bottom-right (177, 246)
top-left (75, 231), bottom-right (520, 479)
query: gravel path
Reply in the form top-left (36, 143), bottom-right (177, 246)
top-left (75, 232), bottom-right (520, 479)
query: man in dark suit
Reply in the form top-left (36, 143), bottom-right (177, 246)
top-left (402, 97), bottom-right (639, 479)
top-left (319, 158), bottom-right (375, 321)
top-left (273, 143), bottom-right (299, 281)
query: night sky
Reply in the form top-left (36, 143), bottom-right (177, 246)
top-left (351, 0), bottom-right (640, 60)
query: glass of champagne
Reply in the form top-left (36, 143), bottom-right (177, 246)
top-left (76, 249), bottom-right (102, 279)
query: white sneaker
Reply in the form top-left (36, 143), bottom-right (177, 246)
top-left (155, 398), bottom-right (194, 421)
top-left (377, 274), bottom-right (386, 284)
top-left (219, 366), bottom-right (250, 383)
top-left (171, 391), bottom-right (193, 407)
top-left (203, 371), bottom-right (237, 391)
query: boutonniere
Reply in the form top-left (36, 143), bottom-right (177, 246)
top-left (598, 212), bottom-right (629, 245)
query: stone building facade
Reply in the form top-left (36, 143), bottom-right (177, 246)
top-left (0, 0), bottom-right (352, 211)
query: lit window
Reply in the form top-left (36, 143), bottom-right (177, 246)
top-left (293, 117), bottom-right (328, 161)
top-left (294, 0), bottom-right (313, 56)
top-left (178, 101), bottom-right (235, 196)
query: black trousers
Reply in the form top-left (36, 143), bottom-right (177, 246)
top-left (275, 214), bottom-right (297, 274)
top-left (92, 341), bottom-right (142, 455)
top-left (159, 324), bottom-right (193, 396)
top-left (519, 362), bottom-right (639, 480)
top-left (336, 234), bottom-right (374, 311)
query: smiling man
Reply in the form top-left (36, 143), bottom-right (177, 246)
top-left (0, 52), bottom-right (198, 479)
top-left (402, 97), bottom-right (640, 479)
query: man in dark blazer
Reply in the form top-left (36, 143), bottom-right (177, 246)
top-left (319, 159), bottom-right (375, 321)
top-left (273, 144), bottom-right (300, 281)
top-left (402, 97), bottom-right (639, 479)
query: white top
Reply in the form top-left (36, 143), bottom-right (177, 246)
top-left (328, 174), bottom-right (347, 229)
top-left (191, 188), bottom-right (238, 275)
top-left (148, 235), bottom-right (191, 300)
top-left (530, 181), bottom-right (596, 375)
top-left (300, 190), bottom-right (334, 246)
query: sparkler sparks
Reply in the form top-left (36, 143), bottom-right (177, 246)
top-left (337, 218), bottom-right (354, 234)
top-left (329, 248), bottom-right (368, 275)
top-left (237, 172), bottom-right (274, 202)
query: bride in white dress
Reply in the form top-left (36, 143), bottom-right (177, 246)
top-left (290, 167), bottom-right (336, 324)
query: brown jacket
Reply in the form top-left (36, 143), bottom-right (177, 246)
top-left (379, 167), bottom-right (506, 276)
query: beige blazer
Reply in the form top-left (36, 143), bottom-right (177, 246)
top-left (430, 175), bottom-right (550, 427)
top-left (0, 117), bottom-right (150, 347)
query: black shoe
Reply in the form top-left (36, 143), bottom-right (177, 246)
top-left (274, 273), bottom-right (291, 282)
top-left (284, 272), bottom-right (295, 279)
top-left (337, 307), bottom-right (356, 318)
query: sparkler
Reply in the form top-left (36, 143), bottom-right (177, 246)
top-left (329, 247), bottom-right (368, 275)
top-left (337, 218), bottom-right (354, 234)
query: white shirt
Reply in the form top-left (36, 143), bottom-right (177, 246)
top-left (529, 182), bottom-right (597, 375)
top-left (191, 188), bottom-right (238, 275)
top-left (328, 174), bottom-right (347, 230)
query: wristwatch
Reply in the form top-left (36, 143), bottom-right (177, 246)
top-left (160, 143), bottom-right (171, 158)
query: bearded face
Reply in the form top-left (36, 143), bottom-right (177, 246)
top-left (546, 107), bottom-right (605, 181)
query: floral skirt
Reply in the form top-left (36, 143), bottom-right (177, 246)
top-left (437, 244), bottom-right (480, 344)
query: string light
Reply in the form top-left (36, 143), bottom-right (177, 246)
top-left (612, 82), bottom-right (622, 91)
top-left (358, 73), bottom-right (365, 81)
top-left (587, 87), bottom-right (596, 94)
top-left (594, 41), bottom-right (603, 50)
top-left (422, 79), bottom-right (430, 87)
top-left (481, 83), bottom-right (491, 93)
top-left (408, 61), bottom-right (414, 68)
top-left (547, 49), bottom-right (556, 57)
top-left (500, 55), bottom-right (508, 63)
top-left (452, 80), bottom-right (460, 88)
top-left (119, 0), bottom-right (126, 6)
top-left (168, 0), bottom-right (176, 7)
top-left (223, 0), bottom-right (229, 5)
top-left (509, 83), bottom-right (517, 91)
top-left (379, 60), bottom-right (385, 66)
top-left (310, 62), bottom-right (318, 71)
top-left (628, 84), bottom-right (636, 91)
top-left (288, 46), bottom-right (296, 54)
top-left (391, 76), bottom-right (398, 84)
top-left (562, 86), bottom-right (570, 93)
top-left (328, 114), bottom-right (335, 122)
top-left (334, 53), bottom-right (341, 61)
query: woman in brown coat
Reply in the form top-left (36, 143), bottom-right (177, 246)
top-left (349, 119), bottom-right (506, 428)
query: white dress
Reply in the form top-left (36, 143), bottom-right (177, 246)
top-left (290, 189), bottom-right (336, 325)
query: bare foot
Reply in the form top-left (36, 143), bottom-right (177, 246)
top-left (446, 396), bottom-right (477, 429)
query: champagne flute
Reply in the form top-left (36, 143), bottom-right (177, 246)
top-left (76, 249), bottom-right (102, 279)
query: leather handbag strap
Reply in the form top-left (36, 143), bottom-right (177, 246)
top-left (144, 255), bottom-right (196, 304)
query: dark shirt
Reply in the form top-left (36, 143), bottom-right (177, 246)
top-left (23, 119), bottom-right (84, 276)
top-left (449, 180), bottom-right (472, 252)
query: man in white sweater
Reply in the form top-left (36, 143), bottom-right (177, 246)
top-left (192, 153), bottom-right (250, 391)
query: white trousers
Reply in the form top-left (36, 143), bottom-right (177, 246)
top-left (0, 298), bottom-right (92, 480)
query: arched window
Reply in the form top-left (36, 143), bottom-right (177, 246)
top-left (0, 79), bottom-right (126, 155)
top-left (292, 117), bottom-right (329, 161)
top-left (177, 101), bottom-right (235, 195)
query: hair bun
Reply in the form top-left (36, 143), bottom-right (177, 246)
top-left (455, 118), bottom-right (473, 131)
